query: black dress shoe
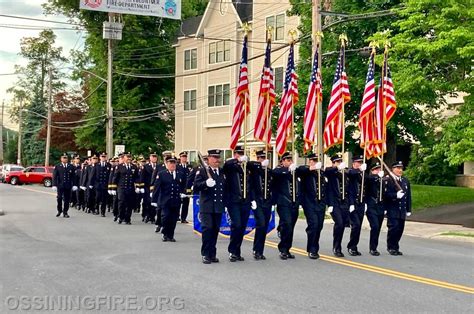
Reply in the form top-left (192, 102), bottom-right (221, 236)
top-left (113, 216), bottom-right (118, 222)
top-left (279, 252), bottom-right (288, 260)
top-left (101, 214), bottom-right (106, 217)
top-left (63, 214), bottom-right (70, 218)
top-left (348, 249), bottom-right (361, 256)
top-left (236, 256), bottom-right (244, 261)
top-left (125, 221), bottom-right (131, 225)
top-left (253, 253), bottom-right (262, 260)
top-left (287, 253), bottom-right (295, 259)
top-left (181, 220), bottom-right (189, 224)
top-left (155, 226), bottom-right (161, 233)
top-left (56, 213), bottom-right (61, 217)
top-left (334, 251), bottom-right (345, 258)
top-left (142, 217), bottom-right (146, 222)
top-left (308, 252), bottom-right (320, 260)
top-left (118, 219), bottom-right (122, 224)
top-left (211, 257), bottom-right (220, 263)
top-left (229, 254), bottom-right (238, 262)
top-left (396, 250), bottom-right (403, 256)
top-left (169, 238), bottom-right (176, 242)
top-left (162, 235), bottom-right (168, 242)
top-left (387, 249), bottom-right (399, 256)
top-left (369, 250), bottom-right (380, 256)
top-left (202, 256), bottom-right (211, 264)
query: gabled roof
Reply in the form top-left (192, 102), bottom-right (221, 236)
top-left (178, 15), bottom-right (203, 37)
top-left (233, 0), bottom-right (253, 23)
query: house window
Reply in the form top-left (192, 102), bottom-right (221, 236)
top-left (266, 13), bottom-right (285, 41)
top-left (218, 149), bottom-right (233, 160)
top-left (274, 67), bottom-right (284, 93)
top-left (184, 90), bottom-right (196, 111)
top-left (209, 41), bottom-right (230, 64)
top-left (187, 150), bottom-right (197, 163)
top-left (184, 49), bottom-right (197, 70)
top-left (208, 84), bottom-right (230, 107)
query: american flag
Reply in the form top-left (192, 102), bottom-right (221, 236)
top-left (230, 36), bottom-right (250, 150)
top-left (303, 45), bottom-right (322, 153)
top-left (254, 40), bottom-right (275, 145)
top-left (323, 46), bottom-right (351, 152)
top-left (276, 44), bottom-right (299, 155)
top-left (359, 50), bottom-right (376, 158)
top-left (373, 52), bottom-right (397, 156)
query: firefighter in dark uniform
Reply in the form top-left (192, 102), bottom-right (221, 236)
top-left (346, 154), bottom-right (368, 256)
top-left (52, 153), bottom-right (77, 218)
top-left (177, 151), bottom-right (193, 224)
top-left (151, 156), bottom-right (186, 241)
top-left (365, 162), bottom-right (385, 256)
top-left (194, 149), bottom-right (226, 264)
top-left (108, 154), bottom-right (123, 221)
top-left (111, 152), bottom-right (140, 224)
top-left (140, 153), bottom-right (158, 223)
top-left (223, 145), bottom-right (256, 262)
top-left (135, 157), bottom-right (146, 214)
top-left (86, 155), bottom-right (98, 214)
top-left (152, 151), bottom-right (172, 232)
top-left (249, 150), bottom-right (272, 260)
top-left (298, 153), bottom-right (326, 260)
top-left (272, 152), bottom-right (300, 260)
top-left (325, 153), bottom-right (349, 257)
top-left (94, 152), bottom-right (111, 217)
top-left (384, 161), bottom-right (412, 256)
top-left (70, 155), bottom-right (81, 208)
top-left (79, 158), bottom-right (90, 212)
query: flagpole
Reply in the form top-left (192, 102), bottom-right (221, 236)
top-left (340, 34), bottom-right (347, 201)
top-left (289, 30), bottom-right (297, 203)
top-left (242, 24), bottom-right (251, 200)
top-left (314, 32), bottom-right (323, 201)
top-left (360, 42), bottom-right (377, 203)
top-left (264, 28), bottom-right (272, 200)
top-left (379, 42), bottom-right (390, 202)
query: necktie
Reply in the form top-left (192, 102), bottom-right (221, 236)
top-left (172, 171), bottom-right (176, 180)
top-left (214, 169), bottom-right (218, 176)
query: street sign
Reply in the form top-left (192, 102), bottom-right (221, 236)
top-left (103, 21), bottom-right (123, 40)
top-left (79, 0), bottom-right (181, 20)
top-left (114, 145), bottom-right (125, 157)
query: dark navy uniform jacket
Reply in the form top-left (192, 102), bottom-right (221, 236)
top-left (94, 162), bottom-right (111, 190)
top-left (298, 166), bottom-right (326, 210)
top-left (347, 168), bottom-right (366, 206)
top-left (73, 164), bottom-right (82, 187)
top-left (86, 164), bottom-right (97, 187)
top-left (249, 161), bottom-right (273, 209)
top-left (365, 174), bottom-right (385, 215)
top-left (53, 163), bottom-right (76, 189)
top-left (151, 170), bottom-right (185, 208)
top-left (194, 167), bottom-right (226, 214)
top-left (177, 162), bottom-right (193, 194)
top-left (324, 167), bottom-right (349, 207)
top-left (384, 176), bottom-right (412, 220)
top-left (271, 166), bottom-right (300, 207)
top-left (223, 158), bottom-right (257, 204)
top-left (112, 163), bottom-right (139, 193)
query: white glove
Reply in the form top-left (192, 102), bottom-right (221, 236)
top-left (337, 162), bottom-right (346, 170)
top-left (251, 201), bottom-right (257, 209)
top-left (238, 155), bottom-right (248, 163)
top-left (360, 163), bottom-right (367, 171)
top-left (364, 203), bottom-right (368, 213)
top-left (140, 188), bottom-right (145, 194)
top-left (289, 163), bottom-right (297, 172)
top-left (327, 206), bottom-right (334, 214)
top-left (315, 162), bottom-right (322, 170)
top-left (72, 186), bottom-right (78, 192)
top-left (135, 188), bottom-right (140, 194)
top-left (261, 159), bottom-right (270, 167)
top-left (80, 186), bottom-right (86, 191)
top-left (384, 210), bottom-right (387, 215)
top-left (150, 192), bottom-right (153, 198)
top-left (52, 186), bottom-right (57, 192)
top-left (180, 193), bottom-right (187, 199)
top-left (206, 178), bottom-right (216, 187)
top-left (111, 190), bottom-right (116, 196)
top-left (396, 190), bottom-right (405, 199)
top-left (406, 212), bottom-right (412, 217)
top-left (107, 190), bottom-right (112, 195)
top-left (89, 185), bottom-right (93, 189)
top-left (349, 205), bottom-right (355, 213)
top-left (151, 202), bottom-right (158, 207)
top-left (378, 171), bottom-right (385, 178)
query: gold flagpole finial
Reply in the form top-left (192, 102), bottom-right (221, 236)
top-left (314, 31), bottom-right (324, 44)
top-left (266, 26), bottom-right (273, 41)
top-left (369, 41), bottom-right (379, 54)
top-left (242, 23), bottom-right (252, 36)
top-left (339, 34), bottom-right (348, 47)
top-left (288, 29), bottom-right (298, 44)
top-left (384, 40), bottom-right (391, 52)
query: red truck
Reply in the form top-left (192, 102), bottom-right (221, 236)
top-left (5, 166), bottom-right (54, 187)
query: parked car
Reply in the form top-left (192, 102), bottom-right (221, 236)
top-left (5, 166), bottom-right (54, 187)
top-left (1, 164), bottom-right (24, 183)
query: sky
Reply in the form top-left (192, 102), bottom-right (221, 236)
top-left (0, 0), bottom-right (86, 130)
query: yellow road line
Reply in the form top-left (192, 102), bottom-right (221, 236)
top-left (14, 185), bottom-right (474, 294)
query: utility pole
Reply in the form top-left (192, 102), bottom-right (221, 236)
top-left (17, 97), bottom-right (23, 165)
top-left (313, 0), bottom-right (323, 162)
top-left (0, 99), bottom-right (4, 164)
top-left (45, 67), bottom-right (52, 167)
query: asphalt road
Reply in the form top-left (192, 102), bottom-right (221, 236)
top-left (1, 183), bottom-right (473, 313)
